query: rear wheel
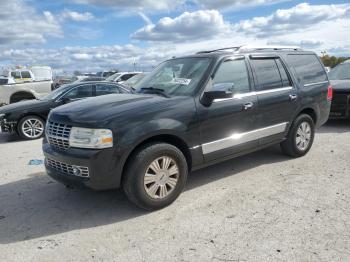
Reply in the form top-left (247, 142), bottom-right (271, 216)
top-left (17, 115), bottom-right (45, 140)
top-left (281, 114), bottom-right (315, 157)
top-left (123, 142), bottom-right (188, 210)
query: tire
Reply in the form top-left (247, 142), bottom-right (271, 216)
top-left (123, 142), bottom-right (188, 210)
top-left (17, 115), bottom-right (45, 140)
top-left (281, 114), bottom-right (315, 157)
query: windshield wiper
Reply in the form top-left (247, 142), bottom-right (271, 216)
top-left (140, 87), bottom-right (170, 98)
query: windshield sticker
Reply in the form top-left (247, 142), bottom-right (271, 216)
top-left (171, 78), bottom-right (192, 85)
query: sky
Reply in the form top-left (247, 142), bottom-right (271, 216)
top-left (0, 0), bottom-right (349, 73)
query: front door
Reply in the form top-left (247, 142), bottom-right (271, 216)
top-left (197, 56), bottom-right (258, 162)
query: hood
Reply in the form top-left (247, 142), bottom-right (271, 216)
top-left (330, 80), bottom-right (350, 92)
top-left (0, 99), bottom-right (49, 114)
top-left (50, 94), bottom-right (178, 125)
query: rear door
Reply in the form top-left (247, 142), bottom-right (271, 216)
top-left (198, 56), bottom-right (258, 162)
top-left (249, 55), bottom-right (296, 145)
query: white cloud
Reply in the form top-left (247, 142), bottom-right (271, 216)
top-left (1, 2), bottom-right (350, 74)
top-left (132, 10), bottom-right (230, 42)
top-left (236, 3), bottom-right (350, 37)
top-left (0, 0), bottom-right (62, 48)
top-left (61, 9), bottom-right (95, 21)
top-left (73, 0), bottom-right (186, 11)
top-left (195, 0), bottom-right (287, 11)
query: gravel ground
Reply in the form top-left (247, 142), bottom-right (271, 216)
top-left (0, 120), bottom-right (349, 262)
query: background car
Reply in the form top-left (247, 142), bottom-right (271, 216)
top-left (328, 60), bottom-right (350, 119)
top-left (106, 72), bottom-right (142, 84)
top-left (0, 81), bottom-right (132, 140)
top-left (122, 73), bottom-right (148, 89)
top-left (76, 76), bottom-right (106, 82)
top-left (53, 75), bottom-right (78, 90)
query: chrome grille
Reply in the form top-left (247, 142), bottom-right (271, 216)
top-left (46, 121), bottom-right (72, 150)
top-left (46, 157), bottom-right (89, 178)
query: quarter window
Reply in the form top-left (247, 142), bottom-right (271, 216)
top-left (286, 54), bottom-right (327, 85)
top-left (251, 59), bottom-right (283, 90)
top-left (212, 59), bottom-right (250, 94)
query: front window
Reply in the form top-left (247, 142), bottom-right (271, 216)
top-left (211, 58), bottom-right (250, 94)
top-left (135, 57), bottom-right (211, 96)
top-left (329, 63), bottom-right (350, 80)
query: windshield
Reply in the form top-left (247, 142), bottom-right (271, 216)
top-left (106, 73), bottom-right (121, 82)
top-left (135, 57), bottom-right (211, 96)
top-left (329, 63), bottom-right (350, 80)
top-left (40, 85), bottom-right (71, 100)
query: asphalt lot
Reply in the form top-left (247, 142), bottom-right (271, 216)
top-left (0, 120), bottom-right (349, 262)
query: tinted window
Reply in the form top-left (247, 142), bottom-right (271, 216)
top-left (11, 72), bottom-right (21, 79)
top-left (212, 59), bottom-right (250, 93)
top-left (21, 71), bottom-right (31, 78)
top-left (96, 84), bottom-right (120, 96)
top-left (64, 85), bottom-right (93, 99)
top-left (286, 54), bottom-right (327, 85)
top-left (251, 59), bottom-right (282, 90)
top-left (276, 59), bottom-right (292, 87)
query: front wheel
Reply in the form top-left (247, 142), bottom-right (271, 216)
top-left (281, 114), bottom-right (315, 157)
top-left (123, 143), bottom-right (188, 210)
top-left (17, 115), bottom-right (45, 140)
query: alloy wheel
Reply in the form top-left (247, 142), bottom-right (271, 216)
top-left (21, 118), bottom-right (44, 139)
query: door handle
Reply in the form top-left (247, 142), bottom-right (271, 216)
top-left (243, 102), bottom-right (254, 110)
top-left (289, 94), bottom-right (298, 101)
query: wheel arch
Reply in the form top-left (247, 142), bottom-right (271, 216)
top-left (296, 107), bottom-right (318, 125)
top-left (120, 133), bottom-right (193, 184)
top-left (10, 91), bottom-right (36, 104)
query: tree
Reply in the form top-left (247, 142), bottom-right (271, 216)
top-left (320, 55), bottom-right (349, 68)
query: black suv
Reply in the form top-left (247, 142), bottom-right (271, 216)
top-left (43, 46), bottom-right (332, 210)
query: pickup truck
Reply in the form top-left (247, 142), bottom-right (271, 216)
top-left (0, 67), bottom-right (53, 105)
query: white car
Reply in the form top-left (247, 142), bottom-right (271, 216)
top-left (106, 72), bottom-right (142, 84)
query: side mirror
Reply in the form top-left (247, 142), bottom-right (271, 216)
top-left (201, 90), bottom-right (233, 106)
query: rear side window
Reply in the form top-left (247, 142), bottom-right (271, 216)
top-left (21, 71), bottom-right (31, 79)
top-left (96, 84), bottom-right (120, 96)
top-left (275, 59), bottom-right (291, 87)
top-left (250, 59), bottom-right (283, 90)
top-left (286, 54), bottom-right (327, 85)
top-left (212, 59), bottom-right (250, 94)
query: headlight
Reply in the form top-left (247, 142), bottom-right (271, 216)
top-left (69, 127), bottom-right (113, 149)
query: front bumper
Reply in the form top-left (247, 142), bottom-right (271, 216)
top-left (0, 116), bottom-right (17, 133)
top-left (330, 92), bottom-right (350, 119)
top-left (43, 141), bottom-right (123, 190)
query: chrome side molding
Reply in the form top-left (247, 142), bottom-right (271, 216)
top-left (202, 122), bottom-right (288, 154)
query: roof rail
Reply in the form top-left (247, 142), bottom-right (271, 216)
top-left (196, 46), bottom-right (241, 54)
top-left (238, 45), bottom-right (301, 51)
top-left (196, 45), bottom-right (301, 54)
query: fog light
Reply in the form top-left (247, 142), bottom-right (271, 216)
top-left (72, 167), bottom-right (80, 176)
